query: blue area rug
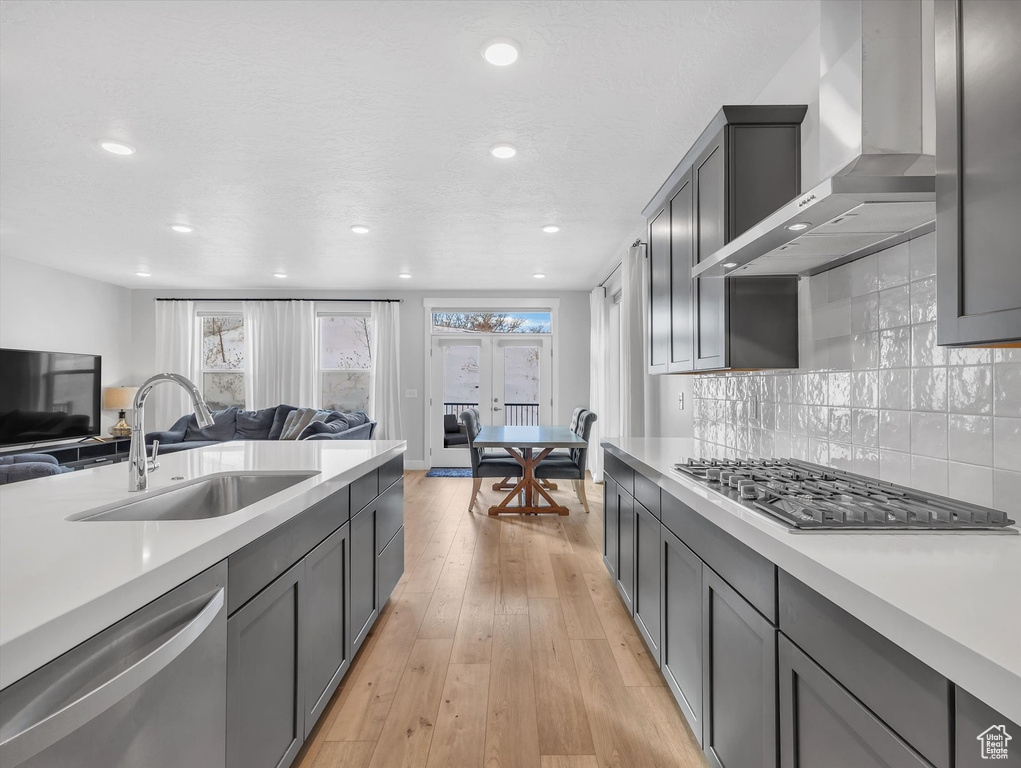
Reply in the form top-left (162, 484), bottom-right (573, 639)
top-left (426, 468), bottom-right (473, 478)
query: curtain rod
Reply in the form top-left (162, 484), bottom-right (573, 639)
top-left (597, 240), bottom-right (645, 288)
top-left (155, 297), bottom-right (403, 303)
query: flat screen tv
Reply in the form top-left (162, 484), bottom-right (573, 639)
top-left (0, 348), bottom-right (102, 448)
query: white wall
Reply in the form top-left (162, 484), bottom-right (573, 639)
top-left (128, 288), bottom-right (590, 468)
top-left (0, 256), bottom-right (133, 437)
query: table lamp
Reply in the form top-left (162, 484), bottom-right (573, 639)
top-left (103, 386), bottom-right (139, 437)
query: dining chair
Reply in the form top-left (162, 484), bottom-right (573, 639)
top-left (535, 408), bottom-right (597, 512)
top-left (460, 408), bottom-right (523, 512)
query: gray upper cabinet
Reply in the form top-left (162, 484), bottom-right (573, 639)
top-left (670, 171), bottom-right (695, 372)
top-left (935, 0), bottom-right (1021, 346)
top-left (645, 106), bottom-right (805, 374)
top-left (779, 637), bottom-right (933, 768)
top-left (649, 202), bottom-right (672, 373)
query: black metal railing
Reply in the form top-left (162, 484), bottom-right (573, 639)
top-left (443, 402), bottom-right (540, 426)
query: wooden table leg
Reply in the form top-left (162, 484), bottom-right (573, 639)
top-left (488, 446), bottom-right (569, 516)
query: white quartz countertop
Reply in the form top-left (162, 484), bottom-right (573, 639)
top-left (603, 437), bottom-right (1021, 724)
top-left (0, 439), bottom-right (405, 689)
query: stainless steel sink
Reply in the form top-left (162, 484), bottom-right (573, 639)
top-left (69, 471), bottom-right (320, 522)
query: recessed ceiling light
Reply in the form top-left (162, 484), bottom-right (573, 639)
top-left (722, 262), bottom-right (738, 269)
top-left (351, 225), bottom-right (370, 234)
top-left (398, 273), bottom-right (412, 279)
top-left (170, 224), bottom-right (193, 233)
top-left (100, 141), bottom-right (135, 155)
top-left (542, 225), bottom-right (560, 233)
top-left (135, 270), bottom-right (151, 277)
top-left (272, 272), bottom-right (287, 279)
top-left (787, 222), bottom-right (810, 231)
top-left (490, 143), bottom-right (517, 159)
top-left (533, 273), bottom-right (546, 279)
top-left (482, 38), bottom-right (520, 66)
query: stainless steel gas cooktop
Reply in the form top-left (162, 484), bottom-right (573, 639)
top-left (672, 458), bottom-right (1018, 534)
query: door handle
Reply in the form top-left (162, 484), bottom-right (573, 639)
top-left (493, 407), bottom-right (503, 411)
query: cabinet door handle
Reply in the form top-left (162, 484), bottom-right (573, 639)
top-left (0, 588), bottom-right (224, 767)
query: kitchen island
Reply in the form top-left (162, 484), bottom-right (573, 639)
top-left (0, 439), bottom-right (405, 768)
top-left (603, 437), bottom-right (1020, 768)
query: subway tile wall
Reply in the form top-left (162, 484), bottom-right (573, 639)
top-left (691, 232), bottom-right (1021, 514)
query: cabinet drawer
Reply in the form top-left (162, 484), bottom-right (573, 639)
top-left (228, 486), bottom-right (349, 615)
top-left (661, 489), bottom-right (776, 623)
top-left (376, 478), bottom-right (404, 556)
top-left (634, 472), bottom-right (661, 519)
top-left (351, 469), bottom-right (378, 515)
top-left (603, 451), bottom-right (635, 497)
top-left (778, 571), bottom-right (950, 768)
top-left (779, 635), bottom-right (932, 768)
top-left (378, 454), bottom-right (404, 493)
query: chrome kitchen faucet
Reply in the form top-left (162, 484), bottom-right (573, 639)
top-left (128, 373), bottom-right (214, 492)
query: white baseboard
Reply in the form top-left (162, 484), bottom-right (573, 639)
top-left (405, 460), bottom-right (428, 471)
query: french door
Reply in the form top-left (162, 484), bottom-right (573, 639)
top-left (430, 335), bottom-right (552, 467)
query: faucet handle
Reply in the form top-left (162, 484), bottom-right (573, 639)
top-left (148, 440), bottom-right (160, 471)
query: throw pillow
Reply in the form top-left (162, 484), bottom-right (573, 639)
top-left (298, 419), bottom-right (352, 440)
top-left (183, 406), bottom-right (238, 442)
top-left (279, 408), bottom-right (323, 440)
top-left (344, 410), bottom-right (369, 427)
top-left (268, 405), bottom-right (297, 440)
top-left (235, 407), bottom-right (277, 439)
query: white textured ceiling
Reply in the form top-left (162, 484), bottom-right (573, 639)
top-left (0, 0), bottom-right (818, 290)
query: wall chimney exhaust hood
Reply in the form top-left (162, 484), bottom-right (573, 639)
top-left (694, 0), bottom-right (935, 279)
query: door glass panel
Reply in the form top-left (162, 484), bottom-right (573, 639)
top-left (502, 345), bottom-right (540, 426)
top-left (442, 345), bottom-right (480, 436)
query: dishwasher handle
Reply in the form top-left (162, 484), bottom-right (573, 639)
top-left (0, 587), bottom-right (225, 767)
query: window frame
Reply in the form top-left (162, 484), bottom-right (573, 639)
top-left (316, 309), bottom-right (373, 414)
top-left (195, 302), bottom-right (246, 410)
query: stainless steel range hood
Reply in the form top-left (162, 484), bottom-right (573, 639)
top-left (694, 0), bottom-right (935, 279)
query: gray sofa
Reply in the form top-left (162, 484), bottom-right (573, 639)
top-left (145, 405), bottom-right (376, 454)
top-left (0, 453), bottom-right (72, 485)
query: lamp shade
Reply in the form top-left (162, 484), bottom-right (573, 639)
top-left (103, 387), bottom-right (139, 411)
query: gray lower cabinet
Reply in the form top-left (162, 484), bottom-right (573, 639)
top-left (779, 636), bottom-right (932, 768)
top-left (702, 565), bottom-right (777, 768)
top-left (227, 560), bottom-right (304, 768)
top-left (955, 688), bottom-right (1020, 768)
top-left (378, 525), bottom-right (405, 608)
top-left (633, 500), bottom-right (661, 665)
top-left (603, 476), bottom-right (618, 580)
top-left (301, 524), bottom-right (350, 737)
top-left (615, 485), bottom-right (635, 614)
top-left (660, 525), bottom-right (704, 745)
top-left (350, 501), bottom-right (379, 655)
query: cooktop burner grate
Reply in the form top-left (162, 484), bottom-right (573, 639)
top-left (672, 458), bottom-right (1017, 533)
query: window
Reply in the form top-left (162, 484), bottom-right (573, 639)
top-left (432, 311), bottom-right (551, 334)
top-left (319, 315), bottom-right (372, 412)
top-left (200, 314), bottom-right (245, 409)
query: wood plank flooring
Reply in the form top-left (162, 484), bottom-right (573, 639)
top-left (296, 472), bottom-right (709, 768)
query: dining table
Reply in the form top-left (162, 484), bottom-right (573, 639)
top-left (473, 425), bottom-right (587, 516)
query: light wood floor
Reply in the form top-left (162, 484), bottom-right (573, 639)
top-left (295, 471), bottom-right (709, 768)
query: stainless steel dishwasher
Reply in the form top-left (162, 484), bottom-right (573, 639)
top-left (0, 562), bottom-right (227, 768)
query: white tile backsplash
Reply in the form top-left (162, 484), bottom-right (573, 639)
top-left (690, 231), bottom-right (1020, 513)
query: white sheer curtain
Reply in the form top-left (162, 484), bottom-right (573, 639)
top-left (588, 286), bottom-right (609, 481)
top-left (153, 300), bottom-right (196, 430)
top-left (620, 243), bottom-right (647, 437)
top-left (370, 301), bottom-right (402, 439)
top-left (243, 300), bottom-right (317, 409)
